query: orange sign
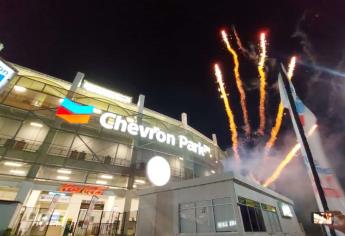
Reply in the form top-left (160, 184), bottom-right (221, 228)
top-left (59, 184), bottom-right (107, 196)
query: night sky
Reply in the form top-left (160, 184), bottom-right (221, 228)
top-left (1, 1), bottom-right (345, 234)
top-left (0, 0), bottom-right (343, 147)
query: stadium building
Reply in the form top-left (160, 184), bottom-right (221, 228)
top-left (0, 62), bottom-right (304, 236)
top-left (0, 63), bottom-right (224, 235)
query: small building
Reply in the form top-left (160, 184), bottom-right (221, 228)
top-left (137, 172), bottom-right (305, 236)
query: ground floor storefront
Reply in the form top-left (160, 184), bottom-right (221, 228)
top-left (0, 180), bottom-right (139, 236)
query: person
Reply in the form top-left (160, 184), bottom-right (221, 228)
top-left (63, 219), bottom-right (74, 236)
top-left (328, 211), bottom-right (345, 234)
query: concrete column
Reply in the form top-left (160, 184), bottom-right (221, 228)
top-left (122, 190), bottom-right (135, 235)
top-left (212, 133), bottom-right (218, 145)
top-left (212, 133), bottom-right (220, 161)
top-left (0, 181), bottom-right (36, 235)
top-left (127, 94), bottom-right (146, 190)
top-left (64, 194), bottom-right (92, 225)
top-left (137, 94), bottom-right (145, 114)
top-left (67, 72), bottom-right (84, 98)
top-left (181, 113), bottom-right (188, 128)
top-left (15, 180), bottom-right (34, 203)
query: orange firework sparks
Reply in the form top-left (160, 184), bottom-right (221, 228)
top-left (232, 26), bottom-right (246, 53)
top-left (214, 64), bottom-right (240, 161)
top-left (263, 125), bottom-right (318, 187)
top-left (257, 32), bottom-right (267, 135)
top-left (232, 26), bottom-right (257, 61)
top-left (221, 30), bottom-right (251, 136)
top-left (265, 56), bottom-right (297, 153)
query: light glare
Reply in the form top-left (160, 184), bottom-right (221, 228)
top-left (146, 156), bottom-right (171, 186)
top-left (14, 85), bottom-right (26, 92)
top-left (4, 161), bottom-right (23, 167)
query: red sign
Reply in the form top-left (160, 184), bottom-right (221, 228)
top-left (59, 184), bottom-right (107, 195)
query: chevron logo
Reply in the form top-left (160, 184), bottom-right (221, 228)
top-left (56, 98), bottom-right (94, 124)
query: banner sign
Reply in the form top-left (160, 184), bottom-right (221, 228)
top-left (60, 184), bottom-right (107, 195)
top-left (0, 59), bottom-right (16, 91)
top-left (278, 69), bottom-right (345, 235)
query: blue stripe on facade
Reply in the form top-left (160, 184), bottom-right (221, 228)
top-left (61, 98), bottom-right (94, 114)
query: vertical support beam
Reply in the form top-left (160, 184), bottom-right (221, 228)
top-left (67, 72), bottom-right (84, 99)
top-left (212, 133), bottom-right (219, 161)
top-left (137, 94), bottom-right (145, 114)
top-left (181, 113), bottom-right (188, 128)
top-left (123, 95), bottom-right (145, 235)
top-left (212, 133), bottom-right (218, 145)
top-left (122, 191), bottom-right (134, 235)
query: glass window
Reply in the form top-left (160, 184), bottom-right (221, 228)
top-left (261, 204), bottom-right (281, 233)
top-left (269, 211), bottom-right (282, 232)
top-left (213, 198), bottom-right (237, 232)
top-left (36, 166), bottom-right (87, 183)
top-left (179, 203), bottom-right (196, 233)
top-left (255, 207), bottom-right (266, 231)
top-left (239, 204), bottom-right (252, 231)
top-left (16, 120), bottom-right (49, 151)
top-left (248, 207), bottom-right (260, 231)
top-left (86, 173), bottom-right (128, 188)
top-left (49, 131), bottom-right (75, 157)
top-left (0, 117), bottom-right (21, 140)
top-left (0, 160), bottom-right (31, 177)
top-left (116, 144), bottom-right (131, 160)
top-left (238, 197), bottom-right (265, 232)
top-left (196, 200), bottom-right (214, 233)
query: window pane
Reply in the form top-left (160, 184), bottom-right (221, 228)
top-left (36, 166), bottom-right (87, 182)
top-left (239, 205), bottom-right (252, 232)
top-left (248, 207), bottom-right (260, 231)
top-left (180, 208), bottom-right (196, 233)
top-left (0, 160), bottom-right (31, 177)
top-left (271, 212), bottom-right (282, 232)
top-left (0, 117), bottom-right (20, 139)
top-left (86, 173), bottom-right (128, 188)
top-left (196, 200), bottom-right (214, 233)
top-left (262, 211), bottom-right (273, 233)
top-left (255, 208), bottom-right (266, 232)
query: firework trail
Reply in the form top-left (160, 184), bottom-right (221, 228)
top-left (263, 124), bottom-right (318, 187)
top-left (231, 26), bottom-right (258, 61)
top-left (265, 56), bottom-right (297, 153)
top-left (232, 26), bottom-right (247, 54)
top-left (214, 64), bottom-right (240, 161)
top-left (221, 30), bottom-right (251, 136)
top-left (287, 56), bottom-right (297, 78)
top-left (257, 32), bottom-right (267, 135)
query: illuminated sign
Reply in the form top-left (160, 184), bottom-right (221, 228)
top-left (217, 220), bottom-right (237, 229)
top-left (100, 112), bottom-right (211, 156)
top-left (279, 202), bottom-right (293, 218)
top-left (55, 98), bottom-right (211, 156)
top-left (56, 98), bottom-right (94, 124)
top-left (0, 59), bottom-right (16, 91)
top-left (59, 184), bottom-right (107, 195)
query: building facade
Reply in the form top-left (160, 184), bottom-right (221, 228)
top-left (0, 63), bottom-right (225, 235)
top-left (137, 172), bottom-right (305, 236)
